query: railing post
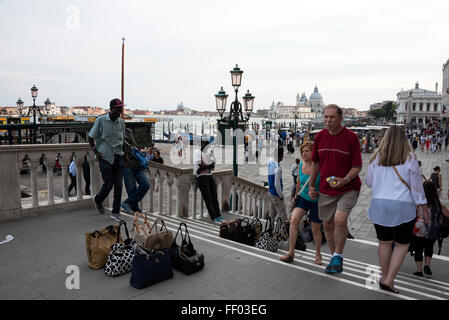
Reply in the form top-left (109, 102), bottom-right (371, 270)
top-left (147, 169), bottom-right (155, 213)
top-left (158, 171), bottom-right (166, 215)
top-left (176, 171), bottom-right (192, 218)
top-left (192, 180), bottom-right (197, 219)
top-left (75, 155), bottom-right (84, 200)
top-left (29, 159), bottom-right (39, 207)
top-left (60, 158), bottom-right (69, 203)
top-left (0, 147), bottom-right (21, 220)
top-left (167, 174), bottom-right (174, 216)
top-left (220, 174), bottom-right (231, 213)
top-left (45, 154), bottom-right (55, 205)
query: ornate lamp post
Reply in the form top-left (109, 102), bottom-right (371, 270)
top-left (215, 65), bottom-right (255, 176)
top-left (16, 85), bottom-right (50, 143)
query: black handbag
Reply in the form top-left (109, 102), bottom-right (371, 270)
top-left (219, 219), bottom-right (241, 241)
top-left (235, 217), bottom-right (258, 246)
top-left (130, 246), bottom-right (173, 289)
top-left (169, 223), bottom-right (204, 275)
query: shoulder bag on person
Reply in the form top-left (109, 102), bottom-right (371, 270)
top-left (144, 218), bottom-right (174, 250)
top-left (289, 175), bottom-right (311, 213)
top-left (130, 246), bottom-right (173, 289)
top-left (131, 147), bottom-right (149, 169)
top-left (85, 225), bottom-right (122, 270)
top-left (255, 217), bottom-right (279, 252)
top-left (105, 220), bottom-right (136, 277)
top-left (169, 222), bottom-right (204, 275)
top-left (131, 212), bottom-right (152, 247)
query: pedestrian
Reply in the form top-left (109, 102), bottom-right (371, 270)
top-left (176, 135), bottom-right (184, 158)
top-left (445, 135), bottom-right (449, 151)
top-left (82, 155), bottom-right (91, 195)
top-left (290, 158), bottom-right (300, 198)
top-left (429, 166), bottom-right (442, 197)
top-left (88, 98), bottom-right (126, 222)
top-left (417, 161), bottom-right (427, 182)
top-left (308, 104), bottom-right (363, 275)
top-left (281, 142), bottom-right (322, 264)
top-left (194, 139), bottom-right (224, 224)
top-left (420, 135), bottom-right (426, 152)
top-left (68, 155), bottom-right (77, 196)
top-left (412, 137), bottom-right (418, 152)
top-left (120, 128), bottom-right (150, 214)
top-left (267, 147), bottom-right (287, 221)
top-left (410, 181), bottom-right (449, 277)
top-left (365, 125), bottom-right (428, 294)
top-left (152, 150), bottom-right (164, 164)
top-left (425, 136), bottom-right (430, 153)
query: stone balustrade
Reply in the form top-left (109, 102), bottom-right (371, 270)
top-left (0, 144), bottom-right (270, 222)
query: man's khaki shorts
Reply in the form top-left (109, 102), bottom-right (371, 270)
top-left (318, 190), bottom-right (360, 222)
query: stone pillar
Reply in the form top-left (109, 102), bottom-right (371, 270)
top-left (60, 158), bottom-right (69, 203)
top-left (0, 148), bottom-right (22, 221)
top-left (192, 180), bottom-right (198, 220)
top-left (148, 169), bottom-right (155, 213)
top-left (158, 172), bottom-right (165, 215)
top-left (45, 155), bottom-right (55, 205)
top-left (167, 174), bottom-right (174, 216)
top-left (232, 184), bottom-right (237, 213)
top-left (75, 156), bottom-right (84, 200)
top-left (176, 173), bottom-right (191, 218)
top-left (220, 175), bottom-right (231, 213)
top-left (29, 159), bottom-right (40, 207)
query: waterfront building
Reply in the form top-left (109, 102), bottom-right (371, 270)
top-left (396, 82), bottom-right (443, 127)
top-left (443, 59), bottom-right (449, 113)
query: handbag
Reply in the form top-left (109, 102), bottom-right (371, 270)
top-left (219, 219), bottom-right (241, 241)
top-left (300, 216), bottom-right (314, 243)
top-left (275, 217), bottom-right (290, 251)
top-left (130, 246), bottom-right (173, 289)
top-left (144, 218), bottom-right (174, 250)
top-left (250, 217), bottom-right (263, 243)
top-left (255, 217), bottom-right (279, 252)
top-left (169, 222), bottom-right (204, 275)
top-left (105, 220), bottom-right (136, 277)
top-left (281, 219), bottom-right (307, 251)
top-left (131, 212), bottom-right (152, 247)
top-left (85, 225), bottom-right (122, 270)
top-left (289, 175), bottom-right (311, 213)
top-left (235, 217), bottom-right (258, 246)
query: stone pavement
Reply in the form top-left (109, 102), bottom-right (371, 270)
top-left (1, 207), bottom-right (448, 300)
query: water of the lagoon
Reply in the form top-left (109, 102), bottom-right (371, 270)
top-left (132, 114), bottom-right (312, 140)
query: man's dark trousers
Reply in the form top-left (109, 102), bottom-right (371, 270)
top-left (197, 175), bottom-right (220, 220)
top-left (95, 155), bottom-right (123, 214)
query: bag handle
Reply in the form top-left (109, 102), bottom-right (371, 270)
top-left (173, 222), bottom-right (191, 246)
top-left (150, 218), bottom-right (169, 234)
top-left (132, 212), bottom-right (151, 234)
top-left (392, 166), bottom-right (411, 190)
top-left (264, 216), bottom-right (273, 233)
top-left (116, 220), bottom-right (130, 244)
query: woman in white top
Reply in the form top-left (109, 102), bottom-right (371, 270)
top-left (366, 125), bottom-right (429, 294)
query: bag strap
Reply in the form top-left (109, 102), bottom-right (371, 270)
top-left (132, 212), bottom-right (151, 234)
top-left (392, 166), bottom-right (411, 190)
top-left (116, 220), bottom-right (130, 244)
top-left (264, 216), bottom-right (273, 233)
top-left (150, 218), bottom-right (169, 233)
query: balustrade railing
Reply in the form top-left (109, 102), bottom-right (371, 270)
top-left (0, 144), bottom-right (270, 222)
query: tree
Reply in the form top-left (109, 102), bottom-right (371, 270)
top-left (368, 102), bottom-right (396, 120)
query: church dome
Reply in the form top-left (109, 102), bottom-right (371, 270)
top-left (309, 85), bottom-right (322, 101)
top-left (300, 92), bottom-right (308, 103)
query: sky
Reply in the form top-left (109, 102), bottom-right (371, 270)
top-left (1, 0), bottom-right (448, 111)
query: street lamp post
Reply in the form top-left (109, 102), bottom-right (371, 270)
top-left (16, 85), bottom-right (50, 144)
top-left (215, 65), bottom-right (255, 176)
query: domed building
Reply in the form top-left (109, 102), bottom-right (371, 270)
top-left (308, 85), bottom-right (324, 112)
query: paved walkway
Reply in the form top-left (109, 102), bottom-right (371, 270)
top-left (1, 208), bottom-right (448, 300)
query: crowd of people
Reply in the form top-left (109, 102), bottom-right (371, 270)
top-left (84, 98), bottom-right (449, 295)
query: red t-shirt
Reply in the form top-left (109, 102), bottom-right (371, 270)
top-left (311, 127), bottom-right (363, 196)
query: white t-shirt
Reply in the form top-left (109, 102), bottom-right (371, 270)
top-left (193, 148), bottom-right (215, 177)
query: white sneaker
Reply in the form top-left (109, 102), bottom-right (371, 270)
top-left (110, 214), bottom-right (123, 222)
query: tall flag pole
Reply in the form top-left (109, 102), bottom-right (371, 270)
top-left (121, 37), bottom-right (125, 119)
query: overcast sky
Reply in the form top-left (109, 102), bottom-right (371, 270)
top-left (1, 0), bottom-right (448, 111)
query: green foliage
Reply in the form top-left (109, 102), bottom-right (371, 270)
top-left (368, 102), bottom-right (397, 120)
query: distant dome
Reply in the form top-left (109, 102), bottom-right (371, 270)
top-left (309, 85), bottom-right (322, 101)
top-left (300, 92), bottom-right (308, 103)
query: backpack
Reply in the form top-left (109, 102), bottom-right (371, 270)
top-left (131, 147), bottom-right (149, 169)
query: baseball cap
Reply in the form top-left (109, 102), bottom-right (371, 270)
top-left (110, 98), bottom-right (125, 108)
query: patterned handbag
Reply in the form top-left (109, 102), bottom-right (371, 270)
top-left (131, 212), bottom-right (152, 247)
top-left (169, 222), bottom-right (204, 275)
top-left (255, 217), bottom-right (279, 252)
top-left (105, 220), bottom-right (136, 277)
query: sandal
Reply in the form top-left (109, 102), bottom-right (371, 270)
top-left (314, 255), bottom-right (322, 265)
top-left (379, 282), bottom-right (399, 294)
top-left (280, 254), bottom-right (294, 263)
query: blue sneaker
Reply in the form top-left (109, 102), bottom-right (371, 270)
top-left (218, 216), bottom-right (226, 223)
top-left (325, 256), bottom-right (336, 273)
top-left (213, 217), bottom-right (221, 225)
top-left (330, 256), bottom-right (343, 274)
top-left (121, 202), bottom-right (134, 214)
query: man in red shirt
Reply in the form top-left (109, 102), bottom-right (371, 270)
top-left (309, 104), bottom-right (362, 274)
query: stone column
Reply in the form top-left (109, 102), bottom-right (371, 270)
top-left (176, 173), bottom-right (191, 218)
top-left (166, 174), bottom-right (174, 216)
top-left (75, 156), bottom-right (84, 200)
top-left (192, 179), bottom-right (198, 220)
top-left (45, 154), bottom-right (55, 205)
top-left (220, 174), bottom-right (231, 213)
top-left (0, 148), bottom-right (22, 221)
top-left (60, 158), bottom-right (69, 203)
top-left (158, 171), bottom-right (166, 215)
top-left (147, 169), bottom-right (155, 213)
top-left (29, 159), bottom-right (40, 207)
